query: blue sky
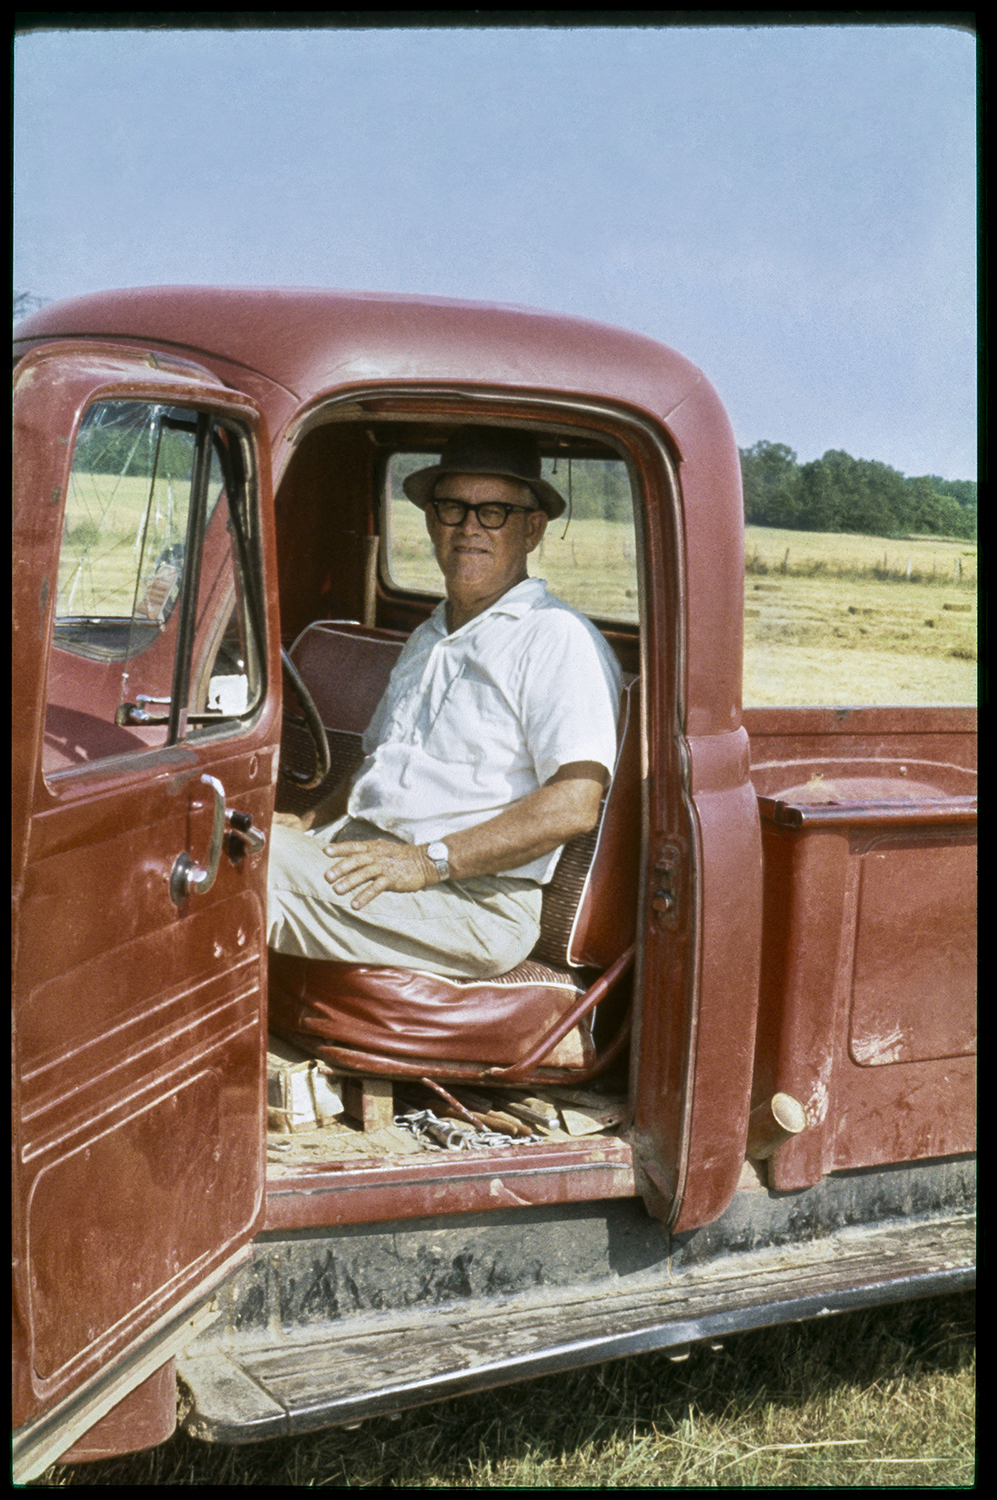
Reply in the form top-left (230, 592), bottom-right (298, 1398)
top-left (14, 20), bottom-right (977, 479)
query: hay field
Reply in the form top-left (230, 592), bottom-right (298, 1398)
top-left (743, 526), bottom-right (977, 705)
top-left (745, 525), bottom-right (976, 585)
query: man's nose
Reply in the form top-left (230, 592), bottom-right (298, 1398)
top-left (456, 506), bottom-right (485, 532)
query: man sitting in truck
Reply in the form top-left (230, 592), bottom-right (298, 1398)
top-left (266, 426), bottom-right (622, 980)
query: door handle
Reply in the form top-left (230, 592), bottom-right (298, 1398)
top-left (170, 774), bottom-right (226, 903)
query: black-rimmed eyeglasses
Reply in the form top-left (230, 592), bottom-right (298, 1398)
top-left (430, 499), bottom-right (537, 530)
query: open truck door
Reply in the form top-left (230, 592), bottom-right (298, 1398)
top-left (12, 345), bottom-right (281, 1480)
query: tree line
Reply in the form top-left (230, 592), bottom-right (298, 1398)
top-left (740, 441), bottom-right (976, 540)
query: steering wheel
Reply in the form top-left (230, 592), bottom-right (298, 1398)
top-left (280, 647), bottom-right (332, 789)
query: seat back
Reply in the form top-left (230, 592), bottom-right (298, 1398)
top-left (291, 620), bottom-right (406, 734)
top-left (278, 622), bottom-right (404, 817)
top-left (531, 673), bottom-right (640, 970)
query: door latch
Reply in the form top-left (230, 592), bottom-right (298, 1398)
top-left (226, 808), bottom-right (267, 860)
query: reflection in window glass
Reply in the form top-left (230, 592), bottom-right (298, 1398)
top-left (55, 402), bottom-right (195, 659)
top-left (44, 401), bottom-right (264, 775)
top-left (384, 450), bottom-right (639, 623)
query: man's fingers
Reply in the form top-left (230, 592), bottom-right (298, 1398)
top-left (322, 839), bottom-right (429, 903)
top-left (322, 842), bottom-right (385, 881)
top-left (345, 875), bottom-right (390, 910)
top-left (323, 854), bottom-right (378, 890)
top-left (323, 857), bottom-right (388, 909)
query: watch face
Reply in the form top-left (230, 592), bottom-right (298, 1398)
top-left (427, 841), bottom-right (449, 876)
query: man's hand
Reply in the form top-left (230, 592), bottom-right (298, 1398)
top-left (324, 838), bottom-right (438, 910)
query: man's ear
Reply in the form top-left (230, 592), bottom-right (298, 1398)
top-left (525, 509), bottom-right (548, 553)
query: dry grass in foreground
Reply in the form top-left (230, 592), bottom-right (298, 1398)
top-left (36, 1292), bottom-right (974, 1488)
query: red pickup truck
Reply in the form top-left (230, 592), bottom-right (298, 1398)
top-left (12, 289), bottom-right (976, 1479)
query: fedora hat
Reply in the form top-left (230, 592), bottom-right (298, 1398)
top-left (402, 426), bottom-right (566, 519)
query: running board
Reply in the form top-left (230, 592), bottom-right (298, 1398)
top-left (179, 1212), bottom-right (974, 1444)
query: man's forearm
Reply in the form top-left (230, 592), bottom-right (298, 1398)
top-left (321, 761), bottom-right (608, 910)
top-left (442, 764), bottom-right (605, 881)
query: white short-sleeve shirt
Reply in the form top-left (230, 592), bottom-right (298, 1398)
top-left (347, 578), bottom-right (622, 883)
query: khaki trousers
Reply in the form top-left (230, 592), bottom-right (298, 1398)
top-left (267, 818), bottom-right (543, 980)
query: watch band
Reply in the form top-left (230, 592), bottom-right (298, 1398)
top-left (426, 841), bottom-right (450, 881)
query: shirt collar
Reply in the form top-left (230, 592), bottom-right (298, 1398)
top-left (430, 577), bottom-right (548, 637)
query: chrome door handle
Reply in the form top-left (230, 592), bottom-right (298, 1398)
top-left (170, 774), bottom-right (226, 903)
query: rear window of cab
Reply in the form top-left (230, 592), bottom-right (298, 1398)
top-left (382, 450), bottom-right (640, 625)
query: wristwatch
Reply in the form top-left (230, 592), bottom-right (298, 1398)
top-left (425, 841), bottom-right (451, 881)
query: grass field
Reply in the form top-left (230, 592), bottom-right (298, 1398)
top-left (36, 1293), bottom-right (974, 1487)
top-left (743, 526), bottom-right (977, 706)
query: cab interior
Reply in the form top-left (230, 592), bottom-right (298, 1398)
top-left (265, 403), bottom-right (648, 1165)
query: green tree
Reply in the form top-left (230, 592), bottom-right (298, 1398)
top-left (905, 475), bottom-right (945, 533)
top-left (799, 451), bottom-right (907, 536)
top-left (797, 456), bottom-right (841, 531)
top-left (739, 442), bottom-right (801, 527)
top-left (934, 493), bottom-right (976, 538)
top-left (853, 458), bottom-right (907, 535)
top-left (541, 458), bottom-right (631, 521)
top-left (935, 478), bottom-right (977, 510)
top-left (902, 477), bottom-right (976, 538)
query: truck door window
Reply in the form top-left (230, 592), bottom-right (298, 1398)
top-left (43, 400), bottom-right (264, 775)
top-left (383, 450), bottom-right (640, 624)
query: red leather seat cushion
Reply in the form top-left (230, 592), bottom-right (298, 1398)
top-left (269, 953), bottom-right (593, 1071)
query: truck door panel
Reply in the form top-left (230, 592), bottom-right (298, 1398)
top-left (12, 348), bottom-right (279, 1441)
top-left (747, 709), bottom-right (977, 1191)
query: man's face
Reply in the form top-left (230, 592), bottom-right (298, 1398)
top-left (426, 473), bottom-right (548, 609)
